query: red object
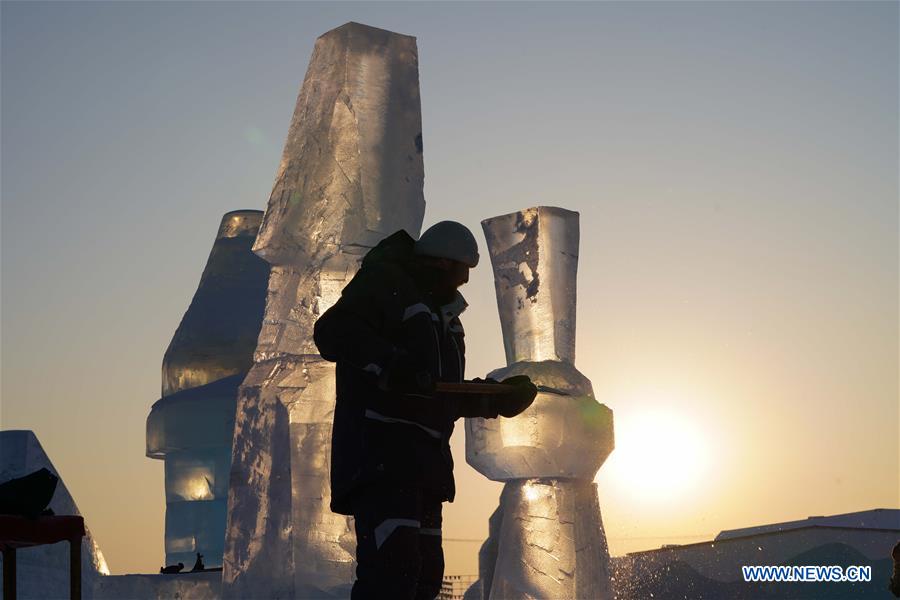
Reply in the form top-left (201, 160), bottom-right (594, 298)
top-left (0, 515), bottom-right (85, 600)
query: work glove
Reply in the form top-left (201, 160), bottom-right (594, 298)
top-left (443, 378), bottom-right (499, 419)
top-left (494, 375), bottom-right (538, 418)
top-left (378, 348), bottom-right (435, 395)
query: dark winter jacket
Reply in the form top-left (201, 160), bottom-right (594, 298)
top-left (313, 230), bottom-right (477, 515)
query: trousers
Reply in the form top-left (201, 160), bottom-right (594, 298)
top-left (350, 483), bottom-right (444, 600)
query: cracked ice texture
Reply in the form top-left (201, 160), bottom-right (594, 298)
top-left (477, 480), bottom-right (612, 600)
top-left (482, 206), bottom-right (579, 365)
top-left (467, 207), bottom-right (613, 481)
top-left (223, 22), bottom-right (426, 599)
top-left (466, 207), bottom-right (614, 599)
top-left (251, 22), bottom-right (425, 268)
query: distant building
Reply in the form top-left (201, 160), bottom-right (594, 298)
top-left (441, 574), bottom-right (479, 600)
top-left (613, 509), bottom-right (900, 599)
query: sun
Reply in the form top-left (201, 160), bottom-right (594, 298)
top-left (600, 407), bottom-right (711, 502)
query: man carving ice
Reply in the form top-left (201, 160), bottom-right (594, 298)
top-left (313, 221), bottom-right (537, 599)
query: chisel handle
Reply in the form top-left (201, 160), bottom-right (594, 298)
top-left (434, 382), bottom-right (571, 396)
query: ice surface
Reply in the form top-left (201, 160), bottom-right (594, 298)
top-left (480, 206), bottom-right (580, 365)
top-left (476, 479), bottom-right (612, 600)
top-left (466, 360), bottom-right (613, 480)
top-left (93, 571), bottom-right (221, 599)
top-left (225, 354), bottom-right (358, 599)
top-left (146, 210), bottom-right (269, 568)
top-left (251, 22), bottom-right (426, 267)
top-left (161, 210), bottom-right (269, 397)
top-left (148, 379), bottom-right (238, 566)
top-left (466, 207), bottom-right (614, 598)
top-left (147, 375), bottom-right (243, 460)
top-left (467, 209), bottom-right (614, 480)
top-left (223, 22), bottom-right (426, 599)
top-left (0, 430), bottom-right (109, 599)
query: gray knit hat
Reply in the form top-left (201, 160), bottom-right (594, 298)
top-left (414, 221), bottom-right (479, 268)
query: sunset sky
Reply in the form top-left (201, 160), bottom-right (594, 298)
top-left (2, 1), bottom-right (897, 576)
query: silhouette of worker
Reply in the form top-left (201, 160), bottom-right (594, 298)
top-left (314, 222), bottom-right (537, 600)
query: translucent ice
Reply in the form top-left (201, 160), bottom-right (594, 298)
top-left (251, 22), bottom-right (426, 268)
top-left (466, 360), bottom-right (613, 480)
top-left (480, 206), bottom-right (580, 364)
top-left (223, 22), bottom-right (426, 599)
top-left (476, 480), bottom-right (612, 600)
top-left (467, 208), bottom-right (613, 481)
top-left (146, 210), bottom-right (269, 568)
top-left (466, 207), bottom-right (615, 599)
top-left (160, 210), bottom-right (270, 397)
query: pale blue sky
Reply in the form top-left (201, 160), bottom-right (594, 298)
top-left (2, 1), bottom-right (897, 575)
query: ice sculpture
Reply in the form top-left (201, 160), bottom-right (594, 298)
top-left (0, 430), bottom-right (109, 599)
top-left (146, 210), bottom-right (269, 567)
top-left (466, 206), bottom-right (615, 599)
top-left (93, 571), bottom-right (221, 599)
top-left (222, 22), bottom-right (426, 599)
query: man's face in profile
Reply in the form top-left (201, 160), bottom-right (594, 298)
top-left (430, 258), bottom-right (469, 305)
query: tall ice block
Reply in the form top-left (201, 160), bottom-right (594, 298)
top-left (467, 206), bottom-right (615, 599)
top-left (251, 22), bottom-right (425, 267)
top-left (223, 22), bottom-right (426, 599)
top-left (146, 210), bottom-right (269, 568)
top-left (482, 206), bottom-right (579, 365)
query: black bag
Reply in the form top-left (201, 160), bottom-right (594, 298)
top-left (0, 467), bottom-right (59, 519)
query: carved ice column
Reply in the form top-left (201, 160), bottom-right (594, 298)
top-left (466, 206), bottom-right (615, 599)
top-left (222, 22), bottom-right (426, 599)
top-left (146, 210), bottom-right (269, 568)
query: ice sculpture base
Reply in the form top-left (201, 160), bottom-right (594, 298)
top-left (476, 478), bottom-right (613, 600)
